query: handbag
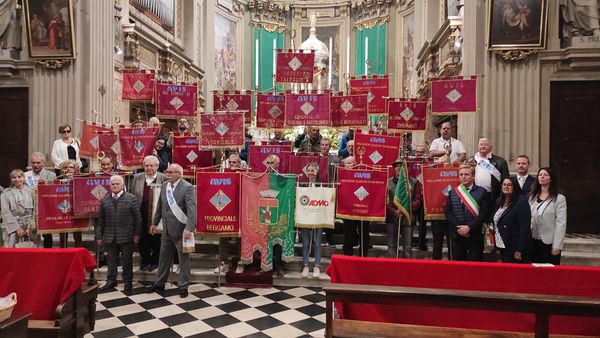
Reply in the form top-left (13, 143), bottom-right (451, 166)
top-left (15, 235), bottom-right (36, 249)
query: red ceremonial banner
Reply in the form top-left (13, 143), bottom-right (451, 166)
top-left (199, 112), bottom-right (245, 149)
top-left (213, 91), bottom-right (252, 125)
top-left (256, 93), bottom-right (286, 129)
top-left (98, 132), bottom-right (119, 163)
top-left (336, 167), bottom-right (388, 221)
top-left (431, 76), bottom-right (477, 114)
top-left (122, 70), bottom-right (155, 101)
top-left (350, 76), bottom-right (389, 114)
top-left (72, 176), bottom-right (111, 218)
top-left (37, 183), bottom-right (90, 233)
top-left (276, 50), bottom-right (315, 83)
top-left (284, 91), bottom-right (331, 127)
top-left (331, 93), bottom-right (369, 127)
top-left (118, 125), bottom-right (160, 169)
top-left (287, 155), bottom-right (329, 183)
top-left (80, 121), bottom-right (112, 158)
top-left (354, 132), bottom-right (402, 167)
top-left (195, 172), bottom-right (240, 236)
top-left (172, 135), bottom-right (213, 177)
top-left (248, 144), bottom-right (291, 173)
top-left (156, 82), bottom-right (198, 118)
top-left (422, 167), bottom-right (461, 220)
top-left (387, 98), bottom-right (427, 132)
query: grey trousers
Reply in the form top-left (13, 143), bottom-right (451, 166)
top-left (155, 233), bottom-right (190, 289)
top-left (105, 241), bottom-right (134, 283)
top-left (386, 221), bottom-right (413, 258)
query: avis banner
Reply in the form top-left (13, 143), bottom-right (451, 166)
top-left (248, 144), bottom-right (291, 173)
top-left (350, 76), bottom-right (389, 115)
top-left (156, 82), bottom-right (198, 118)
top-left (276, 50), bottom-right (315, 83)
top-left (199, 112), bottom-right (245, 149)
top-left (284, 91), bottom-right (331, 127)
top-left (196, 172), bottom-right (240, 237)
top-left (256, 93), bottom-right (285, 129)
top-left (353, 133), bottom-right (401, 167)
top-left (122, 69), bottom-right (155, 101)
top-left (387, 99), bottom-right (427, 132)
top-left (287, 155), bottom-right (329, 183)
top-left (330, 94), bottom-right (369, 127)
top-left (37, 182), bottom-right (90, 234)
top-left (213, 90), bottom-right (252, 125)
top-left (335, 167), bottom-right (388, 222)
top-left (172, 135), bottom-right (213, 177)
top-left (80, 121), bottom-right (113, 158)
top-left (431, 76), bottom-right (477, 114)
top-left (295, 186), bottom-right (335, 229)
top-left (422, 167), bottom-right (460, 220)
top-left (98, 132), bottom-right (119, 163)
top-left (118, 125), bottom-right (160, 170)
top-left (72, 176), bottom-right (111, 218)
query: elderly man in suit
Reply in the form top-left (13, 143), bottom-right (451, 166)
top-left (147, 163), bottom-right (196, 298)
top-left (130, 155), bottom-right (166, 271)
top-left (24, 152), bottom-right (56, 248)
top-left (513, 155), bottom-right (535, 196)
top-left (96, 175), bottom-right (142, 291)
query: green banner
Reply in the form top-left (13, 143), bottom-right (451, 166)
top-left (266, 173), bottom-right (296, 270)
top-left (355, 23), bottom-right (387, 76)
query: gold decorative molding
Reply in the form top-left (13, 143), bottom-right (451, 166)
top-left (354, 15), bottom-right (390, 30)
top-left (35, 59), bottom-right (70, 70)
top-left (247, 0), bottom-right (289, 32)
top-left (351, 0), bottom-right (393, 30)
top-left (492, 49), bottom-right (538, 61)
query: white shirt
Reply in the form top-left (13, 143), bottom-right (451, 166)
top-left (169, 179), bottom-right (181, 190)
top-left (474, 152), bottom-right (493, 192)
top-left (493, 207), bottom-right (507, 249)
top-left (516, 174), bottom-right (528, 188)
top-left (429, 137), bottom-right (466, 163)
top-left (145, 174), bottom-right (158, 185)
top-left (112, 190), bottom-right (124, 199)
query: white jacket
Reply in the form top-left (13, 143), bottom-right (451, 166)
top-left (529, 194), bottom-right (567, 250)
top-left (50, 138), bottom-right (82, 169)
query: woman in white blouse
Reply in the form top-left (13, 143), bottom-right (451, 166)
top-left (51, 124), bottom-right (82, 176)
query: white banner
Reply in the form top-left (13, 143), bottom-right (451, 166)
top-left (294, 186), bottom-right (336, 229)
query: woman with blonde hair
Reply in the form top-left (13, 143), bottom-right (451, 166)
top-left (1, 169), bottom-right (36, 247)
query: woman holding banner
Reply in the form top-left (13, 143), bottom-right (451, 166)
top-left (1, 169), bottom-right (35, 248)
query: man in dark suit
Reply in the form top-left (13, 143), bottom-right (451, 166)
top-left (96, 175), bottom-right (142, 291)
top-left (147, 163), bottom-right (196, 298)
top-left (445, 165), bottom-right (489, 261)
top-left (513, 154), bottom-right (535, 196)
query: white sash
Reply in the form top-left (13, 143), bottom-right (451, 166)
top-left (474, 154), bottom-right (501, 182)
top-left (24, 172), bottom-right (37, 188)
top-left (166, 183), bottom-right (188, 224)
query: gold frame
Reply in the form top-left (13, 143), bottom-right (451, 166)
top-left (487, 0), bottom-right (548, 52)
top-left (24, 0), bottom-right (77, 59)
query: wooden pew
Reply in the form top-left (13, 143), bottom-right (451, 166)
top-left (324, 283), bottom-right (600, 338)
top-left (27, 283), bottom-right (98, 338)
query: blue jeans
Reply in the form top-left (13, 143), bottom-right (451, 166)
top-left (301, 228), bottom-right (322, 266)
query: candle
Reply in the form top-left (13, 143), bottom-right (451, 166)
top-left (255, 38), bottom-right (259, 89)
top-left (364, 36), bottom-right (369, 76)
top-left (273, 38), bottom-right (277, 89)
top-left (328, 36), bottom-right (332, 89)
top-left (346, 35), bottom-right (350, 75)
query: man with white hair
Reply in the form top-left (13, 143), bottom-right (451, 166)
top-left (467, 138), bottom-right (509, 214)
top-left (25, 152), bottom-right (56, 248)
top-left (96, 175), bottom-right (142, 291)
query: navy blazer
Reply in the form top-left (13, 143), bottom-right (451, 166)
top-left (512, 174), bottom-right (535, 196)
top-left (493, 196), bottom-right (532, 254)
top-left (445, 184), bottom-right (489, 235)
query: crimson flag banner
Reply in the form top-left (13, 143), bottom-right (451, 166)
top-left (248, 144), bottom-right (291, 173)
top-left (213, 90), bottom-right (252, 125)
top-left (287, 155), bottom-right (329, 183)
top-left (350, 76), bottom-right (389, 114)
top-left (256, 93), bottom-right (285, 129)
top-left (276, 50), bottom-right (315, 83)
top-left (80, 121), bottom-right (112, 158)
top-left (172, 135), bottom-right (213, 177)
top-left (122, 69), bottom-right (155, 101)
top-left (284, 91), bottom-right (331, 127)
top-left (72, 176), bottom-right (111, 218)
top-left (422, 167), bottom-right (460, 220)
top-left (118, 125), bottom-right (160, 170)
top-left (37, 183), bottom-right (90, 234)
top-left (336, 167), bottom-right (387, 221)
top-left (199, 112), bottom-right (245, 149)
top-left (354, 133), bottom-right (401, 167)
top-left (156, 82), bottom-right (198, 118)
top-left (431, 76), bottom-right (477, 114)
top-left (387, 99), bottom-right (427, 132)
top-left (196, 172), bottom-right (240, 237)
top-left (98, 132), bottom-right (119, 163)
top-left (330, 93), bottom-right (369, 127)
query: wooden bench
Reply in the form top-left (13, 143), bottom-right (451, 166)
top-left (27, 283), bottom-right (98, 338)
top-left (324, 283), bottom-right (600, 338)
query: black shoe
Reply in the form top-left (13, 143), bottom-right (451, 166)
top-left (146, 284), bottom-right (165, 293)
top-left (179, 288), bottom-right (188, 298)
top-left (124, 281), bottom-right (133, 291)
top-left (140, 264), bottom-right (149, 271)
top-left (147, 264), bottom-right (157, 272)
top-left (99, 281), bottom-right (117, 291)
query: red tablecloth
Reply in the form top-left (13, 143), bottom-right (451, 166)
top-left (0, 248), bottom-right (96, 320)
top-left (326, 255), bottom-right (600, 336)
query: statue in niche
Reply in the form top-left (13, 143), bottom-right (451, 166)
top-left (560, 0), bottom-right (600, 37)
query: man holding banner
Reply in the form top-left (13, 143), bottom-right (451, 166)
top-left (445, 165), bottom-right (489, 261)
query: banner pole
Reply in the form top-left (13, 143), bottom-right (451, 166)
top-left (217, 239), bottom-right (222, 288)
top-left (360, 220), bottom-right (364, 257)
top-left (396, 215), bottom-right (402, 259)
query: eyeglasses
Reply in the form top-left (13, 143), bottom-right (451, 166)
top-left (61, 129), bottom-right (71, 134)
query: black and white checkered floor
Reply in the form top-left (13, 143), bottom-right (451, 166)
top-left (86, 282), bottom-right (326, 338)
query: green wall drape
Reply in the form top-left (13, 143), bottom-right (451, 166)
top-left (252, 27), bottom-right (285, 92)
top-left (355, 23), bottom-right (387, 76)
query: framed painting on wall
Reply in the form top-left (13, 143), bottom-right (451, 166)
top-left (487, 0), bottom-right (548, 50)
top-left (24, 0), bottom-right (76, 59)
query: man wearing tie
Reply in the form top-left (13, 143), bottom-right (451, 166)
top-left (96, 175), bottom-right (142, 291)
top-left (513, 155), bottom-right (535, 196)
top-left (147, 163), bottom-right (196, 298)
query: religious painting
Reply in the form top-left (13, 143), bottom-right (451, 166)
top-left (302, 25), bottom-right (340, 92)
top-left (214, 13), bottom-right (237, 91)
top-left (402, 12), bottom-right (415, 97)
top-left (24, 0), bottom-right (76, 58)
top-left (487, 0), bottom-right (548, 50)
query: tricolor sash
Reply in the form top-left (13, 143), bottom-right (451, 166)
top-left (456, 184), bottom-right (479, 217)
top-left (166, 183), bottom-right (188, 224)
top-left (474, 154), bottom-right (501, 182)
